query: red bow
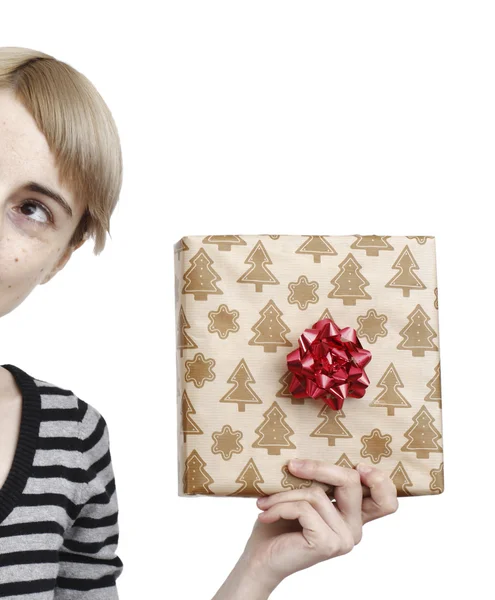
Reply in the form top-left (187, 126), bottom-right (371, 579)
top-left (286, 318), bottom-right (372, 410)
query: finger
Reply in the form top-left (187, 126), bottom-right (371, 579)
top-left (258, 500), bottom-right (352, 557)
top-left (257, 485), bottom-right (349, 540)
top-left (287, 459), bottom-right (364, 543)
top-left (355, 463), bottom-right (399, 524)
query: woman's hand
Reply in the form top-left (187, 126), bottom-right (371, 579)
top-left (240, 459), bottom-right (399, 593)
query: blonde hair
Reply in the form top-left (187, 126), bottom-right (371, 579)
top-left (0, 47), bottom-right (122, 255)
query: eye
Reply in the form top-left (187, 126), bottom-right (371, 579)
top-left (16, 199), bottom-right (54, 227)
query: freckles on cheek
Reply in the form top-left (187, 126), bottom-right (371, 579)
top-left (2, 248), bottom-right (51, 289)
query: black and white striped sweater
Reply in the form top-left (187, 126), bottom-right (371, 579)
top-left (0, 364), bottom-right (123, 598)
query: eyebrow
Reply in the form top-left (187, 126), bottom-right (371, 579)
top-left (25, 181), bottom-right (73, 219)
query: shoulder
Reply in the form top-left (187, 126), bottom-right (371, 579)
top-left (32, 371), bottom-right (109, 440)
top-left (75, 396), bottom-right (108, 442)
top-left (14, 366), bottom-right (116, 509)
top-left (21, 368), bottom-right (112, 467)
top-left (35, 375), bottom-right (115, 501)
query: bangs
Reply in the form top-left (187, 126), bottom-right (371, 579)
top-left (0, 47), bottom-right (122, 254)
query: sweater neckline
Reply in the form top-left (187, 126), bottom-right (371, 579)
top-left (0, 364), bottom-right (41, 526)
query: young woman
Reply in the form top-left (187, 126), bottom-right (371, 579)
top-left (0, 46), bottom-right (124, 598)
top-left (0, 47), bottom-right (399, 599)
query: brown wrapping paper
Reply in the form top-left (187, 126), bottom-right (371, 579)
top-left (174, 235), bottom-right (444, 498)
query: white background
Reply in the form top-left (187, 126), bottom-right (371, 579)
top-left (2, 1), bottom-right (493, 598)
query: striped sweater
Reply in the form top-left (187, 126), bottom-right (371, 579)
top-left (0, 364), bottom-right (123, 598)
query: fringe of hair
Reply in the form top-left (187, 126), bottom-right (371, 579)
top-left (0, 47), bottom-right (123, 255)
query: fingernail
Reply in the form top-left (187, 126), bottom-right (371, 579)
top-left (257, 496), bottom-right (268, 506)
top-left (357, 462), bottom-right (372, 474)
top-left (290, 459), bottom-right (304, 469)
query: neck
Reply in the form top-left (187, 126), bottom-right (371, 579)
top-left (0, 366), bottom-right (19, 403)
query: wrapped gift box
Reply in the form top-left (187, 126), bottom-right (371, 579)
top-left (174, 234), bottom-right (444, 498)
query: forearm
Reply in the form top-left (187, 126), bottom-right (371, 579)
top-left (212, 553), bottom-right (279, 600)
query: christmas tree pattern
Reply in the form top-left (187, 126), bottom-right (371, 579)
top-left (385, 245), bottom-right (426, 297)
top-left (309, 405), bottom-right (353, 447)
top-left (425, 362), bottom-right (442, 408)
top-left (174, 276), bottom-right (180, 306)
top-left (370, 363), bottom-right (411, 416)
top-left (182, 248), bottom-right (223, 301)
top-left (335, 453), bottom-right (355, 469)
top-left (183, 449), bottom-right (214, 494)
top-left (176, 356), bottom-right (181, 402)
top-left (350, 235), bottom-right (394, 256)
top-left (252, 401), bottom-right (296, 455)
top-left (406, 236), bottom-right (434, 245)
top-left (276, 370), bottom-right (305, 405)
top-left (248, 299), bottom-right (292, 353)
top-left (237, 240), bottom-right (279, 292)
top-left (328, 253), bottom-right (371, 305)
top-left (295, 236), bottom-right (337, 263)
top-left (229, 458), bottom-right (266, 497)
top-left (177, 306), bottom-right (198, 357)
top-left (397, 304), bottom-right (438, 357)
top-left (181, 390), bottom-right (203, 443)
top-left (202, 235), bottom-right (247, 251)
top-left (318, 307), bottom-right (336, 322)
top-left (401, 405), bottom-right (442, 459)
top-left (390, 461), bottom-right (414, 497)
top-left (322, 454), bottom-right (356, 499)
top-left (219, 359), bottom-right (262, 412)
top-left (174, 237), bottom-right (189, 258)
top-left (281, 464), bottom-right (312, 490)
top-left (429, 462), bottom-right (444, 494)
top-left (175, 234), bottom-right (443, 497)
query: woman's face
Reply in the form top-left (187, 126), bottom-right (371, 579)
top-left (0, 88), bottom-right (87, 319)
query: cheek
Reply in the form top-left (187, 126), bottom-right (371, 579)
top-left (0, 242), bottom-right (59, 295)
top-left (0, 243), bottom-right (59, 318)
